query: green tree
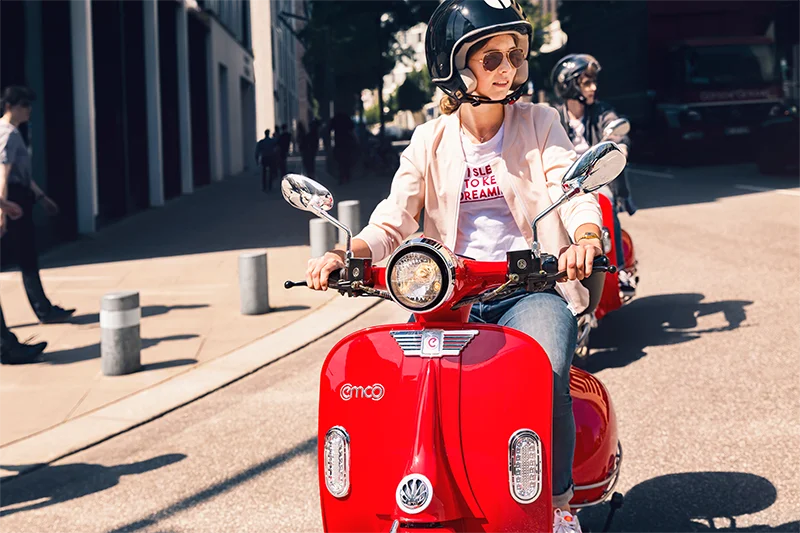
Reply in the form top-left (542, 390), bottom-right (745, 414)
top-left (396, 68), bottom-right (435, 112)
top-left (299, 1), bottom-right (437, 134)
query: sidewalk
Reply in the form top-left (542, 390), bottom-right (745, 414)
top-left (0, 155), bottom-right (394, 451)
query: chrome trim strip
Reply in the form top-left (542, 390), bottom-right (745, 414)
top-left (571, 441), bottom-right (623, 509)
top-left (390, 329), bottom-right (479, 357)
top-left (508, 429), bottom-right (543, 504)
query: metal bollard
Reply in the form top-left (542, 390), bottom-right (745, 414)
top-left (239, 252), bottom-right (270, 315)
top-left (101, 291), bottom-right (142, 376)
top-left (310, 218), bottom-right (335, 258)
top-left (337, 200), bottom-right (361, 245)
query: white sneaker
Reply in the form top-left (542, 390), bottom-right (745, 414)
top-left (553, 508), bottom-right (583, 533)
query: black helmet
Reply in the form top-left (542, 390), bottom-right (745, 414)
top-left (425, 0), bottom-right (532, 106)
top-left (550, 53), bottom-right (602, 103)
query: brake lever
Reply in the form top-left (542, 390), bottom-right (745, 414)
top-left (546, 263), bottom-right (617, 283)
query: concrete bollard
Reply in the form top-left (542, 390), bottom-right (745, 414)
top-left (239, 252), bottom-right (270, 315)
top-left (337, 200), bottom-right (361, 245)
top-left (101, 291), bottom-right (142, 376)
top-left (310, 218), bottom-right (335, 258)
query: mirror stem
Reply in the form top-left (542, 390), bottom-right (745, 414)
top-left (530, 187), bottom-right (579, 258)
top-left (314, 207), bottom-right (354, 262)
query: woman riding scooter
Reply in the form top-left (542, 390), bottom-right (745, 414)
top-left (307, 2), bottom-right (603, 531)
top-left (550, 54), bottom-right (637, 294)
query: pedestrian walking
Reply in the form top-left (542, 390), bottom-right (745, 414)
top-left (1, 85), bottom-right (73, 363)
top-left (255, 129), bottom-right (278, 191)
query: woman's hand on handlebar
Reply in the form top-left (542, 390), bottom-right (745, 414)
top-left (307, 250), bottom-right (345, 291)
top-left (558, 240), bottom-right (603, 282)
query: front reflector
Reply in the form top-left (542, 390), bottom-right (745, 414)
top-left (324, 426), bottom-right (350, 498)
top-left (509, 429), bottom-right (542, 504)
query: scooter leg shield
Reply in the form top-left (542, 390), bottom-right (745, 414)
top-left (317, 323), bottom-right (557, 532)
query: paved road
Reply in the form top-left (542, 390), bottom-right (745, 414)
top-left (1, 163), bottom-right (798, 533)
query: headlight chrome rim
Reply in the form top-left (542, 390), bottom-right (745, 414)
top-left (385, 238), bottom-right (457, 313)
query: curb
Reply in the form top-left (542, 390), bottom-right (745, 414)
top-left (0, 296), bottom-right (383, 478)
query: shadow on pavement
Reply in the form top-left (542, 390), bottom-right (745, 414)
top-left (41, 335), bottom-right (200, 365)
top-left (576, 293), bottom-right (752, 373)
top-left (268, 304), bottom-right (310, 313)
top-left (577, 471), bottom-right (797, 532)
top-left (8, 304), bottom-right (211, 329)
top-left (105, 437), bottom-right (317, 533)
top-left (0, 454), bottom-right (186, 518)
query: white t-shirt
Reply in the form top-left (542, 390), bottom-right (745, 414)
top-left (569, 117), bottom-right (590, 155)
top-left (454, 124), bottom-right (528, 261)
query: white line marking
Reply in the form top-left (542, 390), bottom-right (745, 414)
top-left (734, 184), bottom-right (800, 197)
top-left (628, 168), bottom-right (675, 179)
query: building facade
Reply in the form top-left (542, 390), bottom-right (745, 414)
top-left (0, 0), bottom-right (309, 254)
top-left (251, 0), bottom-right (311, 141)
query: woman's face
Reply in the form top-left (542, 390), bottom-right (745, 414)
top-left (468, 34), bottom-right (521, 101)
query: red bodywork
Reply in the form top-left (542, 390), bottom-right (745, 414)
top-left (595, 194), bottom-right (622, 321)
top-left (317, 258), bottom-right (620, 532)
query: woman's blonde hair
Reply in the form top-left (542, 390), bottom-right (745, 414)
top-left (439, 95), bottom-right (461, 115)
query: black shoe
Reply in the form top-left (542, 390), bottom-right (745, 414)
top-left (0, 340), bottom-right (47, 364)
top-left (38, 305), bottom-right (76, 324)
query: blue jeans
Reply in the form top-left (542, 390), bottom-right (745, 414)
top-left (470, 289), bottom-right (577, 508)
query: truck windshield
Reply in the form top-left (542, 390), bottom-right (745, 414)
top-left (685, 44), bottom-right (777, 87)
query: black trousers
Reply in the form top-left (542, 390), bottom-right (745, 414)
top-left (261, 162), bottom-right (276, 190)
top-left (1, 184), bottom-right (53, 328)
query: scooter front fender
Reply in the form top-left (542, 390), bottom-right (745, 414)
top-left (318, 323), bottom-right (555, 532)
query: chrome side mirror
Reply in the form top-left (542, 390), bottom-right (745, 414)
top-left (281, 173), bottom-right (334, 213)
top-left (281, 174), bottom-right (353, 260)
top-left (531, 142), bottom-right (627, 258)
top-left (561, 141), bottom-right (627, 193)
top-left (602, 118), bottom-right (630, 140)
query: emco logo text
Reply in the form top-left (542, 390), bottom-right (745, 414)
top-left (340, 383), bottom-right (385, 401)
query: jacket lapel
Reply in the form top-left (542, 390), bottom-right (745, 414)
top-left (495, 105), bottom-right (534, 242)
top-left (434, 113), bottom-right (467, 249)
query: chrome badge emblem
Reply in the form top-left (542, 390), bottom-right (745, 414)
top-left (390, 329), bottom-right (479, 357)
top-left (396, 474), bottom-right (433, 514)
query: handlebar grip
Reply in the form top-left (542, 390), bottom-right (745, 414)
top-left (284, 269), bottom-right (342, 290)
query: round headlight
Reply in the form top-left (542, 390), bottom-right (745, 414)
top-left (389, 251), bottom-right (443, 309)
top-left (386, 239), bottom-right (456, 313)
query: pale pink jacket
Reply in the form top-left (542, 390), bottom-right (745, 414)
top-left (355, 102), bottom-right (602, 314)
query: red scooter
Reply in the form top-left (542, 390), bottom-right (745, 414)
top-left (282, 142), bottom-right (627, 532)
top-left (576, 119), bottom-right (639, 358)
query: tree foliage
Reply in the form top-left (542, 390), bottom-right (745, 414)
top-left (396, 68), bottom-right (435, 112)
top-left (299, 1), bottom-right (438, 117)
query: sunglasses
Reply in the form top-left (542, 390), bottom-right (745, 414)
top-left (18, 100), bottom-right (32, 108)
top-left (476, 48), bottom-right (526, 72)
